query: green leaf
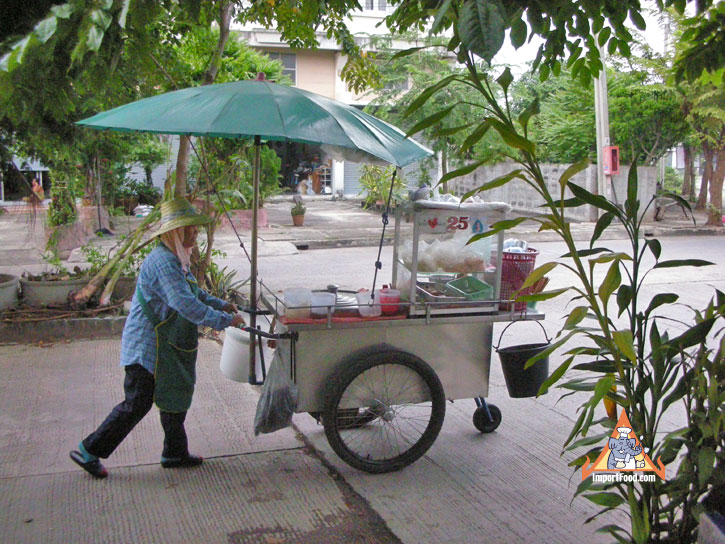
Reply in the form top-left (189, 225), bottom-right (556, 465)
top-left (496, 67), bottom-right (514, 93)
top-left (35, 16), bottom-right (58, 43)
top-left (440, 159), bottom-right (488, 187)
top-left (467, 217), bottom-right (528, 242)
top-left (597, 27), bottom-right (611, 47)
top-left (625, 159), bottom-right (639, 218)
top-left (431, 0), bottom-right (454, 34)
top-left (537, 356), bottom-right (574, 396)
top-left (521, 262), bottom-right (558, 289)
top-left (590, 251), bottom-right (631, 264)
top-left (523, 331), bottom-right (574, 368)
top-left (510, 18), bottom-right (527, 48)
top-left (516, 288), bottom-right (569, 302)
top-left (629, 9), bottom-right (647, 31)
top-left (51, 3), bottom-right (74, 18)
top-left (558, 158), bottom-right (590, 193)
top-left (548, 197), bottom-right (585, 208)
top-left (85, 24), bottom-right (104, 52)
top-left (567, 182), bottom-right (621, 216)
top-left (460, 168), bottom-right (523, 198)
top-left (90, 9), bottom-right (112, 31)
top-left (585, 492), bottom-right (625, 508)
top-left (613, 330), bottom-right (637, 363)
top-left (405, 103), bottom-right (458, 137)
top-left (645, 293), bottom-right (678, 317)
top-left (437, 122), bottom-right (475, 137)
top-left (460, 120), bottom-right (491, 152)
top-left (653, 259), bottom-right (713, 269)
top-left (645, 239), bottom-right (661, 261)
top-left (616, 284), bottom-right (632, 318)
top-left (698, 447), bottom-right (715, 487)
top-left (390, 46), bottom-right (428, 61)
top-left (591, 212), bottom-right (614, 247)
top-left (607, 37), bottom-right (619, 56)
top-left (517, 97), bottom-right (540, 131)
top-left (404, 75), bottom-right (459, 118)
top-left (458, 0), bottom-right (507, 62)
top-left (561, 247), bottom-right (610, 258)
top-left (118, 0), bottom-right (132, 28)
top-left (489, 119), bottom-right (535, 154)
top-left (572, 360), bottom-right (617, 373)
top-left (590, 375), bottom-right (616, 408)
top-left (670, 317), bottom-right (716, 351)
top-left (563, 306), bottom-right (589, 329)
top-left (598, 260), bottom-right (621, 305)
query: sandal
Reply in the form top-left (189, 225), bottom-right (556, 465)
top-left (161, 454), bottom-right (203, 469)
top-left (69, 450), bottom-right (108, 479)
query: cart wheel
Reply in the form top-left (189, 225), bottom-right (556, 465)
top-left (473, 404), bottom-right (502, 433)
top-left (323, 348), bottom-right (446, 473)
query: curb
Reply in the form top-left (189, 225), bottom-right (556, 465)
top-left (0, 315), bottom-right (126, 344)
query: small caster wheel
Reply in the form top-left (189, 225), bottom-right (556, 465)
top-left (473, 404), bottom-right (501, 433)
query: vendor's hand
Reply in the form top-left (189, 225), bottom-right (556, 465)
top-left (230, 314), bottom-right (245, 328)
top-left (223, 302), bottom-right (238, 313)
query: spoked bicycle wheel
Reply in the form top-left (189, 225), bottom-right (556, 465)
top-left (322, 348), bottom-right (445, 473)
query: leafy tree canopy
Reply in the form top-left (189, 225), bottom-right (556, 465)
top-left (386, 0), bottom-right (724, 85)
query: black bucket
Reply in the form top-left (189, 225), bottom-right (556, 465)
top-left (495, 321), bottom-right (550, 398)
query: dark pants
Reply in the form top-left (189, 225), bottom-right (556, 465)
top-left (83, 364), bottom-right (189, 459)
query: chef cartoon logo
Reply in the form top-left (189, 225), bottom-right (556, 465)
top-left (581, 409), bottom-right (665, 482)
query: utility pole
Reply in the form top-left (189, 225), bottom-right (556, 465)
top-left (592, 44), bottom-right (611, 221)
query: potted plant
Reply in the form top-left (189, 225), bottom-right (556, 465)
top-left (20, 253), bottom-right (90, 307)
top-left (0, 274), bottom-right (19, 311)
top-left (291, 201), bottom-right (306, 226)
top-left (357, 164), bottom-right (407, 210)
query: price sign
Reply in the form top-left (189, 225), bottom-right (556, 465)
top-left (417, 211), bottom-right (488, 235)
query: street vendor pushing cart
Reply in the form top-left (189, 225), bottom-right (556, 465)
top-left (70, 197), bottom-right (245, 478)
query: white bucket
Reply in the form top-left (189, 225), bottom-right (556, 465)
top-left (220, 327), bottom-right (252, 382)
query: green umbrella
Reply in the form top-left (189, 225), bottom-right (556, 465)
top-left (77, 79), bottom-right (432, 167)
top-left (77, 77), bottom-right (432, 382)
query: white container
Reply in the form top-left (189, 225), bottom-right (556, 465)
top-left (310, 292), bottom-right (336, 317)
top-left (283, 288), bottom-right (311, 319)
top-left (356, 291), bottom-right (381, 317)
top-left (220, 326), bottom-right (251, 382)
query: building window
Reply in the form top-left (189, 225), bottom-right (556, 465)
top-left (365, 0), bottom-right (394, 12)
top-left (267, 52), bottom-right (296, 84)
top-left (384, 78), bottom-right (410, 92)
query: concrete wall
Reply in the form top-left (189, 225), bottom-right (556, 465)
top-left (449, 161), bottom-right (658, 222)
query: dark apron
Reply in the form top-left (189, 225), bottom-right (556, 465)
top-left (136, 279), bottom-right (199, 413)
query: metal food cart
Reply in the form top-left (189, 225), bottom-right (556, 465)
top-left (257, 200), bottom-right (544, 473)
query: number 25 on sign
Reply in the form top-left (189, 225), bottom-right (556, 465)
top-left (447, 216), bottom-right (486, 234)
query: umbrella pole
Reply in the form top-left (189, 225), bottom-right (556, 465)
top-left (249, 136), bottom-right (261, 384)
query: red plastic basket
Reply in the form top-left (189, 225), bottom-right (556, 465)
top-left (499, 248), bottom-right (539, 311)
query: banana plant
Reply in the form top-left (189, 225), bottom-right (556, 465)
top-left (402, 38), bottom-right (723, 544)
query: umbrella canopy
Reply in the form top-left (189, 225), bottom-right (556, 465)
top-left (77, 79), bottom-right (432, 168)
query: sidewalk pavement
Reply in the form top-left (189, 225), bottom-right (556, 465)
top-left (0, 337), bottom-right (627, 544)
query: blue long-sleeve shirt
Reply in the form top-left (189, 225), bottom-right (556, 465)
top-left (120, 244), bottom-right (233, 374)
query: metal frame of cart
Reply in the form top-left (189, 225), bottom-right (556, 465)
top-left (258, 200), bottom-right (544, 473)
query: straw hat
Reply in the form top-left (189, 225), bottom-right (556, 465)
top-left (153, 197), bottom-right (212, 238)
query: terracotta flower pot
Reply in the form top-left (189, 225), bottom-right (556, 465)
top-left (292, 214), bottom-right (305, 227)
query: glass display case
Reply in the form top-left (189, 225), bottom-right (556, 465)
top-left (392, 200), bottom-right (511, 316)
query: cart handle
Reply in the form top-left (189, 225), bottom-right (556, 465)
top-left (493, 320), bottom-right (550, 351)
top-left (239, 326), bottom-right (296, 341)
